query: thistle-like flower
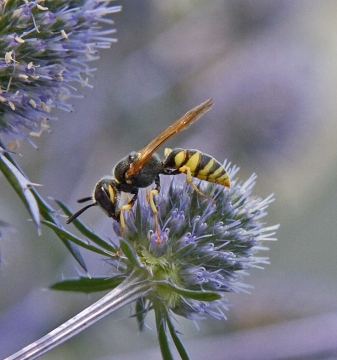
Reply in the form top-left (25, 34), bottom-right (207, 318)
top-left (7, 164), bottom-right (278, 359)
top-left (0, 0), bottom-right (120, 143)
top-left (110, 164), bottom-right (277, 321)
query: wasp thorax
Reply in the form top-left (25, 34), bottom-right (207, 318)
top-left (94, 178), bottom-right (120, 220)
top-left (113, 152), bottom-right (139, 184)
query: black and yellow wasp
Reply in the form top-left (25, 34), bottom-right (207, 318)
top-left (67, 99), bottom-right (230, 239)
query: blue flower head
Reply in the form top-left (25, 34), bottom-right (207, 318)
top-left (0, 0), bottom-right (120, 144)
top-left (9, 162), bottom-right (278, 358)
top-left (107, 163), bottom-right (278, 320)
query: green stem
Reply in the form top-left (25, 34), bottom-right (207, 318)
top-left (5, 270), bottom-right (151, 360)
top-left (154, 300), bottom-right (174, 360)
top-left (165, 308), bottom-right (190, 360)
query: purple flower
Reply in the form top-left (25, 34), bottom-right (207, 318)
top-left (12, 163), bottom-right (278, 359)
top-left (106, 163), bottom-right (278, 320)
top-left (0, 0), bottom-right (120, 144)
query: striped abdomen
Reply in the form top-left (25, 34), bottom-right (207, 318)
top-left (163, 148), bottom-right (230, 188)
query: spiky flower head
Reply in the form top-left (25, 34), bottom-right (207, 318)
top-left (0, 0), bottom-right (120, 144)
top-left (109, 164), bottom-right (278, 321)
top-left (11, 163), bottom-right (278, 359)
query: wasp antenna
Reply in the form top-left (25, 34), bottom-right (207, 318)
top-left (77, 196), bottom-right (93, 203)
top-left (67, 203), bottom-right (97, 224)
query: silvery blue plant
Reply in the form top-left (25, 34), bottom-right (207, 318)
top-left (6, 165), bottom-right (278, 359)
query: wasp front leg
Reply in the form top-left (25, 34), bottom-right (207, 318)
top-left (120, 189), bottom-right (138, 237)
top-left (148, 175), bottom-right (161, 243)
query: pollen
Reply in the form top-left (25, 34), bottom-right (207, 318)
top-left (37, 4), bottom-right (48, 11)
top-left (5, 51), bottom-right (13, 64)
top-left (61, 30), bottom-right (68, 39)
top-left (14, 36), bottom-right (25, 44)
top-left (29, 99), bottom-right (37, 108)
top-left (8, 101), bottom-right (15, 111)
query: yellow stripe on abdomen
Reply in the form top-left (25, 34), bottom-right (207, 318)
top-left (208, 165), bottom-right (224, 179)
top-left (197, 158), bottom-right (216, 179)
top-left (173, 150), bottom-right (187, 167)
top-left (184, 151), bottom-right (201, 173)
top-left (208, 166), bottom-right (230, 187)
top-left (213, 172), bottom-right (230, 187)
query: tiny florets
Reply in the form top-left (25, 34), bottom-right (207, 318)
top-left (0, 0), bottom-right (120, 143)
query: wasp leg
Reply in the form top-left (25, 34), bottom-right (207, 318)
top-left (114, 196), bottom-right (134, 257)
top-left (144, 175), bottom-right (161, 243)
top-left (120, 190), bottom-right (138, 237)
top-left (178, 165), bottom-right (207, 197)
top-left (148, 188), bottom-right (162, 243)
top-left (120, 203), bottom-right (133, 237)
top-left (162, 167), bottom-right (208, 198)
top-left (154, 174), bottom-right (161, 193)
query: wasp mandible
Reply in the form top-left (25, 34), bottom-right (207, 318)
top-left (67, 99), bottom-right (230, 240)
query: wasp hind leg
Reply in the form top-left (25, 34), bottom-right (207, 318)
top-left (162, 166), bottom-right (208, 200)
top-left (178, 165), bottom-right (208, 198)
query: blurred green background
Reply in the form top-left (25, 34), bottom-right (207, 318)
top-left (1, 1), bottom-right (337, 359)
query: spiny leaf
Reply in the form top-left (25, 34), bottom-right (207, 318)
top-left (0, 151), bottom-right (40, 231)
top-left (55, 199), bottom-right (117, 253)
top-left (51, 276), bottom-right (124, 293)
top-left (119, 238), bottom-right (144, 268)
top-left (163, 282), bottom-right (221, 302)
top-left (42, 220), bottom-right (116, 258)
top-left (166, 310), bottom-right (190, 360)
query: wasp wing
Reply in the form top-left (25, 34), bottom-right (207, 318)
top-left (126, 99), bottom-right (213, 177)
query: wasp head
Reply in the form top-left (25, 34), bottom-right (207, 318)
top-left (67, 177), bottom-right (121, 224)
top-left (94, 177), bottom-right (121, 220)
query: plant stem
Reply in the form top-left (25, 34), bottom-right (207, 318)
top-left (5, 271), bottom-right (151, 360)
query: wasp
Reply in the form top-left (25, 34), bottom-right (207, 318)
top-left (67, 99), bottom-right (230, 240)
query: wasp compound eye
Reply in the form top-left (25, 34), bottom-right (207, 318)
top-left (128, 151), bottom-right (139, 162)
top-left (94, 178), bottom-right (120, 220)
